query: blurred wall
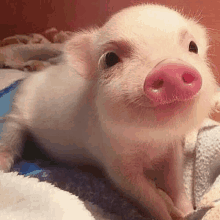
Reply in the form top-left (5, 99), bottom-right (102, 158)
top-left (1, 0), bottom-right (220, 83)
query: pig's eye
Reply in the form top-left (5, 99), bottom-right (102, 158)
top-left (103, 52), bottom-right (120, 69)
top-left (189, 41), bottom-right (198, 54)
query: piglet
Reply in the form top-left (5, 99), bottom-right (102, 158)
top-left (0, 4), bottom-right (218, 220)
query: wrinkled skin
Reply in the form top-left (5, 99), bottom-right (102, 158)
top-left (0, 4), bottom-right (218, 220)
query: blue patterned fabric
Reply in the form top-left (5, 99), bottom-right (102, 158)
top-left (0, 82), bottom-right (44, 176)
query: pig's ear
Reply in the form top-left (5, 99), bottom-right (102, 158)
top-left (63, 28), bottom-right (98, 79)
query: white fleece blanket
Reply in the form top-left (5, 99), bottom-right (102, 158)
top-left (0, 172), bottom-right (97, 220)
top-left (183, 118), bottom-right (220, 220)
top-left (0, 118), bottom-right (218, 220)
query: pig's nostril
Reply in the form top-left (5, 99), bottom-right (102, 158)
top-left (152, 79), bottom-right (164, 90)
top-left (182, 72), bottom-right (195, 84)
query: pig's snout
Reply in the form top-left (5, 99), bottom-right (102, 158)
top-left (144, 62), bottom-right (202, 105)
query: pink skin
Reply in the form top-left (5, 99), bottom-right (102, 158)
top-left (99, 60), bottom-right (199, 219)
top-left (144, 61), bottom-right (202, 106)
top-left (0, 4), bottom-right (218, 220)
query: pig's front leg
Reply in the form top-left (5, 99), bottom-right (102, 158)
top-left (0, 112), bottom-right (26, 171)
top-left (151, 142), bottom-right (194, 217)
top-left (105, 142), bottom-right (192, 220)
top-left (107, 160), bottom-right (181, 220)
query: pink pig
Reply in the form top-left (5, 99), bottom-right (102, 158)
top-left (0, 4), bottom-right (218, 220)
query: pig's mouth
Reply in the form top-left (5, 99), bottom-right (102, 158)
top-left (157, 101), bottom-right (181, 108)
top-left (124, 92), bottom-right (197, 111)
top-left (149, 95), bottom-right (197, 109)
top-left (156, 99), bottom-right (189, 107)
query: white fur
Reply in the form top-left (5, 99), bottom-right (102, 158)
top-left (0, 4), bottom-right (218, 220)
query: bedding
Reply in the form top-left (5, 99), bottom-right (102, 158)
top-left (1, 29), bottom-right (220, 220)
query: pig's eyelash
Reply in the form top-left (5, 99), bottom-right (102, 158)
top-left (98, 51), bottom-right (121, 70)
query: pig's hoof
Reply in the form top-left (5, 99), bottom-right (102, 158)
top-left (157, 189), bottom-right (185, 220)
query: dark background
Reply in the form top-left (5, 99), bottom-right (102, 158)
top-left (1, 0), bottom-right (220, 83)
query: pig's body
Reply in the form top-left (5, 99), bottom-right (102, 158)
top-left (0, 4), bottom-right (218, 220)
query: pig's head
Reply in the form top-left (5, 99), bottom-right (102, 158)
top-left (65, 4), bottom-right (218, 144)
